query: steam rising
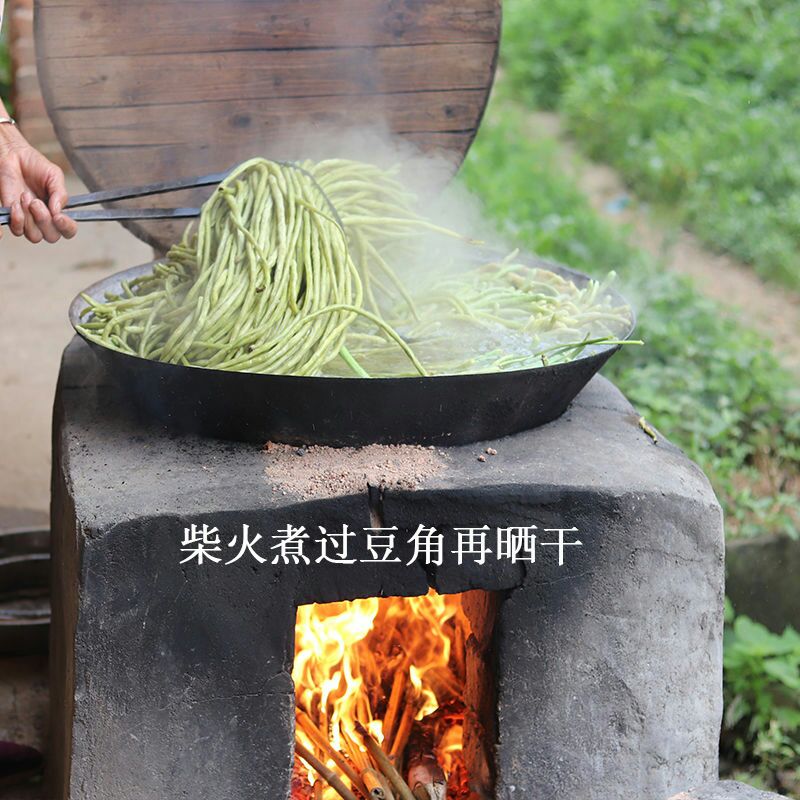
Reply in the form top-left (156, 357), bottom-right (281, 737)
top-left (254, 123), bottom-right (636, 377)
top-left (79, 121), bottom-right (636, 378)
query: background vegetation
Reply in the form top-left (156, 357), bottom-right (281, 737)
top-left (461, 0), bottom-right (800, 790)
top-left (0, 20), bottom-right (11, 109)
top-left (502, 0), bottom-right (800, 290)
top-left (723, 601), bottom-right (800, 793)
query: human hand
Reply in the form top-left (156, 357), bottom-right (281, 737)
top-left (0, 122), bottom-right (78, 243)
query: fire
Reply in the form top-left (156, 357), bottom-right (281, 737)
top-left (293, 590), bottom-right (471, 799)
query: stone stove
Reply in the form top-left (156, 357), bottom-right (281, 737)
top-left (49, 338), bottom-right (724, 800)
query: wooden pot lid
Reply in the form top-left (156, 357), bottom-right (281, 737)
top-left (34, 0), bottom-right (501, 251)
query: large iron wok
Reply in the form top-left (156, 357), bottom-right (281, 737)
top-left (70, 256), bottom-right (635, 447)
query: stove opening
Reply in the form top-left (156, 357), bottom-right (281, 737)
top-left (292, 589), bottom-right (497, 800)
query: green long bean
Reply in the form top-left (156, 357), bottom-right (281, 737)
top-left (77, 158), bottom-right (636, 378)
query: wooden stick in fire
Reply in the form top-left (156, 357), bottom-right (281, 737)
top-left (339, 726), bottom-right (387, 799)
top-left (412, 787), bottom-right (446, 800)
top-left (452, 621), bottom-right (465, 683)
top-left (295, 740), bottom-right (360, 800)
top-left (354, 721), bottom-right (417, 800)
top-left (342, 735), bottom-right (368, 774)
top-left (362, 767), bottom-right (388, 799)
top-left (376, 771), bottom-right (396, 800)
top-left (390, 697), bottom-right (416, 761)
top-left (382, 659), bottom-right (409, 751)
top-left (339, 727), bottom-right (390, 800)
top-left (296, 710), bottom-right (368, 796)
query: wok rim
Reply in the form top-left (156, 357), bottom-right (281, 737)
top-left (69, 256), bottom-right (637, 385)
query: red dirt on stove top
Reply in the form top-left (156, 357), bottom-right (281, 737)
top-left (262, 441), bottom-right (447, 499)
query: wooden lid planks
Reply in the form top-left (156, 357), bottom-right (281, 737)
top-left (34, 0), bottom-right (501, 249)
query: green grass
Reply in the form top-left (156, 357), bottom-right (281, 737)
top-left (460, 98), bottom-right (800, 540)
top-left (501, 0), bottom-right (800, 290)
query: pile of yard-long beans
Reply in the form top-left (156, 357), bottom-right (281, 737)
top-left (77, 157), bottom-right (634, 378)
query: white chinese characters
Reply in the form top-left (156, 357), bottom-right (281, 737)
top-left (180, 523), bottom-right (583, 567)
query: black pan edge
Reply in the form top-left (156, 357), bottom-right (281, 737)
top-left (69, 256), bottom-right (636, 446)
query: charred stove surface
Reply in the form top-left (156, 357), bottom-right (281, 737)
top-left (50, 337), bottom-right (724, 800)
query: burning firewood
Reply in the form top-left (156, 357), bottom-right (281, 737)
top-left (296, 709), bottom-right (367, 796)
top-left (376, 771), bottom-right (396, 800)
top-left (335, 725), bottom-right (393, 800)
top-left (389, 695), bottom-right (417, 763)
top-left (295, 740), bottom-right (360, 800)
top-left (444, 758), bottom-right (471, 800)
top-left (423, 667), bottom-right (461, 700)
top-left (354, 721), bottom-right (417, 800)
top-left (362, 766), bottom-right (388, 799)
top-left (382, 659), bottom-right (409, 751)
top-left (294, 593), bottom-right (471, 800)
top-left (421, 700), bottom-right (465, 746)
top-left (408, 762), bottom-right (446, 800)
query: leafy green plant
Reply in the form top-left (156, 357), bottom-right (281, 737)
top-left (722, 600), bottom-right (800, 791)
top-left (0, 20), bottom-right (11, 109)
top-left (501, 0), bottom-right (800, 290)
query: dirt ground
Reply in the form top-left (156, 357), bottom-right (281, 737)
top-left (526, 111), bottom-right (800, 375)
top-left (0, 176), bottom-right (152, 518)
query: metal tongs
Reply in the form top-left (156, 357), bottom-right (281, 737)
top-left (0, 169), bottom-right (231, 225)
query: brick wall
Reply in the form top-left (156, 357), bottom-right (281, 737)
top-left (7, 0), bottom-right (69, 169)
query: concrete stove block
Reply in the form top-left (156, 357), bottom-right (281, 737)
top-left (667, 781), bottom-right (786, 799)
top-left (50, 337), bottom-right (724, 800)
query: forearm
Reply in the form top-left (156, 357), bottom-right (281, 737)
top-left (0, 15), bottom-right (26, 155)
top-left (0, 100), bottom-right (26, 153)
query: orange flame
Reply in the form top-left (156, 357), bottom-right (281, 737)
top-left (293, 590), bottom-right (469, 798)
